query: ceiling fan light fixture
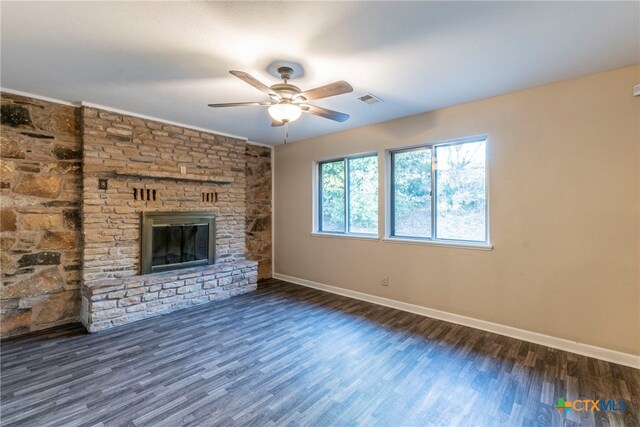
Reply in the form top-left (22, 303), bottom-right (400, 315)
top-left (268, 102), bottom-right (302, 123)
top-left (209, 69), bottom-right (352, 126)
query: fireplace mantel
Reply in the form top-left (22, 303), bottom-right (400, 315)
top-left (113, 169), bottom-right (235, 184)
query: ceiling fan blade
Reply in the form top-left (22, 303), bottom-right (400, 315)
top-left (298, 81), bottom-right (353, 101)
top-left (301, 105), bottom-right (350, 122)
top-left (271, 119), bottom-right (284, 127)
top-left (207, 102), bottom-right (271, 108)
top-left (229, 70), bottom-right (278, 98)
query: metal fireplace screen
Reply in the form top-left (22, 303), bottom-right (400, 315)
top-left (141, 212), bottom-right (216, 274)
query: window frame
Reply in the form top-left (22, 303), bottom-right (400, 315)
top-left (389, 145), bottom-right (434, 240)
top-left (386, 135), bottom-right (490, 247)
top-left (315, 152), bottom-right (379, 237)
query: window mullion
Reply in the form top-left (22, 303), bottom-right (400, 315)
top-left (390, 153), bottom-right (395, 237)
top-left (344, 158), bottom-right (350, 233)
top-left (318, 163), bottom-right (323, 232)
top-left (431, 147), bottom-right (437, 240)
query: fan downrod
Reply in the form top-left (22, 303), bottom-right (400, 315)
top-left (277, 66), bottom-right (294, 82)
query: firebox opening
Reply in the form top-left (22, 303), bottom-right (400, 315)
top-left (141, 212), bottom-right (216, 275)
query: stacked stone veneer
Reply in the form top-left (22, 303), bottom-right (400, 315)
top-left (0, 94), bottom-right (82, 336)
top-left (0, 92), bottom-right (272, 337)
top-left (82, 261), bottom-right (256, 332)
top-left (245, 144), bottom-right (272, 280)
top-left (79, 106), bottom-right (257, 332)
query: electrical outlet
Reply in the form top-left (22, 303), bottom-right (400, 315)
top-left (180, 166), bottom-right (187, 175)
top-left (381, 274), bottom-right (389, 287)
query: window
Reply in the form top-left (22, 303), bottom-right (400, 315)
top-left (318, 154), bottom-right (378, 235)
top-left (392, 148), bottom-right (432, 238)
top-left (390, 137), bottom-right (487, 243)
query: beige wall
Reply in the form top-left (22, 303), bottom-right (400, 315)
top-left (274, 65), bottom-right (640, 356)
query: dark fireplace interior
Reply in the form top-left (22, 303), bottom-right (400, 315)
top-left (141, 212), bottom-right (216, 274)
top-left (152, 224), bottom-right (209, 267)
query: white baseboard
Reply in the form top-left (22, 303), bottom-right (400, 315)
top-left (273, 273), bottom-right (640, 369)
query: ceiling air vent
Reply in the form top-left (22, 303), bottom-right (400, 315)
top-left (358, 94), bottom-right (383, 105)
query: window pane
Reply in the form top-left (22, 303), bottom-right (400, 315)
top-left (435, 140), bottom-right (486, 241)
top-left (392, 149), bottom-right (432, 238)
top-left (320, 160), bottom-right (345, 232)
top-left (348, 156), bottom-right (378, 234)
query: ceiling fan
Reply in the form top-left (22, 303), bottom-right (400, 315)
top-left (208, 67), bottom-right (353, 127)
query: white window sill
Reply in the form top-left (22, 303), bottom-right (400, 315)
top-left (311, 232), bottom-right (380, 241)
top-left (382, 237), bottom-right (493, 250)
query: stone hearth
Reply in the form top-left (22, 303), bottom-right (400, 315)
top-left (81, 261), bottom-right (257, 332)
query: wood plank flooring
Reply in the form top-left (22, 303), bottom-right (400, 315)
top-left (1, 279), bottom-right (639, 426)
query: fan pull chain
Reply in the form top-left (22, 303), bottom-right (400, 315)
top-left (284, 122), bottom-right (289, 144)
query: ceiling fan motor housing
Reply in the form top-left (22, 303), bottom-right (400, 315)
top-left (270, 83), bottom-right (302, 100)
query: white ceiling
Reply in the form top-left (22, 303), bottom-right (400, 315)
top-left (1, 2), bottom-right (638, 145)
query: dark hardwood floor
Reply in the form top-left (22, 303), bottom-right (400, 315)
top-left (1, 279), bottom-right (638, 426)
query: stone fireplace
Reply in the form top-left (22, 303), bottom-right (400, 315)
top-left (79, 106), bottom-right (259, 332)
top-left (141, 211), bottom-right (216, 275)
top-left (1, 92), bottom-right (271, 338)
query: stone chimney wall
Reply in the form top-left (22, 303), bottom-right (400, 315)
top-left (80, 106), bottom-right (248, 284)
top-left (0, 93), bottom-right (83, 336)
top-left (245, 144), bottom-right (272, 280)
top-left (0, 93), bottom-right (273, 338)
